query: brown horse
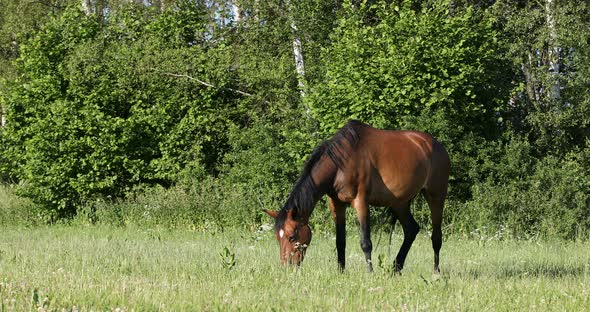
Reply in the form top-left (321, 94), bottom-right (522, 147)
top-left (265, 120), bottom-right (450, 273)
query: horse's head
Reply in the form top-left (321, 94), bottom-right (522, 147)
top-left (264, 209), bottom-right (312, 266)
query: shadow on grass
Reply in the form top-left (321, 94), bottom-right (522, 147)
top-left (458, 262), bottom-right (589, 279)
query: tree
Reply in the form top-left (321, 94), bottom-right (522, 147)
top-left (286, 0), bottom-right (307, 99)
top-left (0, 0), bottom-right (78, 125)
top-left (308, 1), bottom-right (512, 135)
top-left (1, 3), bottom-right (245, 217)
top-left (496, 0), bottom-right (590, 155)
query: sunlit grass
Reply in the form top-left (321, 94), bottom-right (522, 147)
top-left (0, 185), bottom-right (39, 225)
top-left (0, 225), bottom-right (589, 311)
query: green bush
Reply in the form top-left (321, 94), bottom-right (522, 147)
top-left (2, 5), bottom-right (242, 218)
top-left (463, 143), bottom-right (590, 240)
top-left (1, 1), bottom-right (588, 240)
top-left (306, 0), bottom-right (513, 202)
top-left (75, 179), bottom-right (278, 231)
top-left (308, 0), bottom-right (512, 136)
top-left (0, 184), bottom-right (43, 226)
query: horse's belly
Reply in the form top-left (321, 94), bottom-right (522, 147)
top-left (367, 184), bottom-right (416, 207)
top-left (367, 170), bottom-right (424, 208)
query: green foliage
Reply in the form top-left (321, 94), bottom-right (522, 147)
top-left (221, 116), bottom-right (318, 196)
top-left (0, 0), bottom-right (589, 240)
top-left (307, 0), bottom-right (516, 201)
top-left (0, 184), bottom-right (43, 225)
top-left (0, 0), bottom-right (78, 90)
top-left (495, 0), bottom-right (590, 155)
top-left (461, 140), bottom-right (590, 240)
top-left (2, 4), bottom-right (244, 217)
top-left (309, 0), bottom-right (512, 135)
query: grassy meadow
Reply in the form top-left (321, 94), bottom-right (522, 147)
top-left (0, 224), bottom-right (589, 311)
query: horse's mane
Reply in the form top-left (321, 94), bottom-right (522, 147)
top-left (275, 120), bottom-right (364, 230)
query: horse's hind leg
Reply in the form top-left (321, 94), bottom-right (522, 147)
top-left (393, 203), bottom-right (420, 273)
top-left (423, 190), bottom-right (445, 274)
top-left (352, 197), bottom-right (373, 273)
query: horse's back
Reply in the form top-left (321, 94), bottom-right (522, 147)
top-left (360, 126), bottom-right (441, 168)
top-left (356, 125), bottom-right (450, 206)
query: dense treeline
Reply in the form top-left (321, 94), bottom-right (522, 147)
top-left (0, 0), bottom-right (588, 238)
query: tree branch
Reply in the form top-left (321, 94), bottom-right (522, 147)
top-left (28, 0), bottom-right (65, 11)
top-left (162, 72), bottom-right (253, 97)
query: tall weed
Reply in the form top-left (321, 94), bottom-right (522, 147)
top-left (0, 184), bottom-right (43, 225)
top-left (463, 148), bottom-right (590, 240)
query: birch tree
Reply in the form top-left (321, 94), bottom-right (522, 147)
top-left (81, 0), bottom-right (93, 14)
top-left (289, 16), bottom-right (306, 99)
top-left (286, 0), bottom-right (307, 101)
top-left (232, 0), bottom-right (241, 23)
top-left (497, 0), bottom-right (590, 154)
top-left (545, 0), bottom-right (560, 101)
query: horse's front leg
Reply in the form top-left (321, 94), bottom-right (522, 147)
top-left (352, 197), bottom-right (373, 272)
top-left (329, 197), bottom-right (347, 272)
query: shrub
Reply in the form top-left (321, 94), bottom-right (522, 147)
top-left (463, 144), bottom-right (590, 240)
top-left (75, 179), bottom-right (280, 231)
top-left (308, 0), bottom-right (512, 136)
top-left (0, 184), bottom-right (43, 226)
top-left (2, 5), bottom-right (242, 218)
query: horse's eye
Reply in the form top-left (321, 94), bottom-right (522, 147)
top-left (288, 236), bottom-right (296, 242)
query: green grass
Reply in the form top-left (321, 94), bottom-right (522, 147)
top-left (0, 225), bottom-right (589, 311)
top-left (0, 185), bottom-right (41, 226)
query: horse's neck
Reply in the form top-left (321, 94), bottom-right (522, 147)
top-left (295, 155), bottom-right (339, 223)
top-left (311, 156), bottom-right (339, 199)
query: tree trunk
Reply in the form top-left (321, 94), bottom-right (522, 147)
top-left (286, 0), bottom-right (307, 101)
top-left (524, 52), bottom-right (541, 103)
top-left (81, 0), bottom-right (95, 15)
top-left (81, 0), bottom-right (107, 18)
top-left (232, 0), bottom-right (241, 23)
top-left (291, 25), bottom-right (306, 98)
top-left (545, 0), bottom-right (561, 101)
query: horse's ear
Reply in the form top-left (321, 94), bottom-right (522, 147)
top-left (263, 209), bottom-right (279, 219)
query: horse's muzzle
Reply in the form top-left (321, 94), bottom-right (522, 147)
top-left (284, 243), bottom-right (308, 266)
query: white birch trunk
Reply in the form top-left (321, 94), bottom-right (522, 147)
top-left (232, 0), bottom-right (241, 23)
top-left (0, 108), bottom-right (5, 127)
top-left (291, 25), bottom-right (306, 98)
top-left (81, 0), bottom-right (95, 15)
top-left (286, 0), bottom-right (306, 100)
top-left (152, 0), bottom-right (166, 12)
top-left (546, 0), bottom-right (561, 101)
